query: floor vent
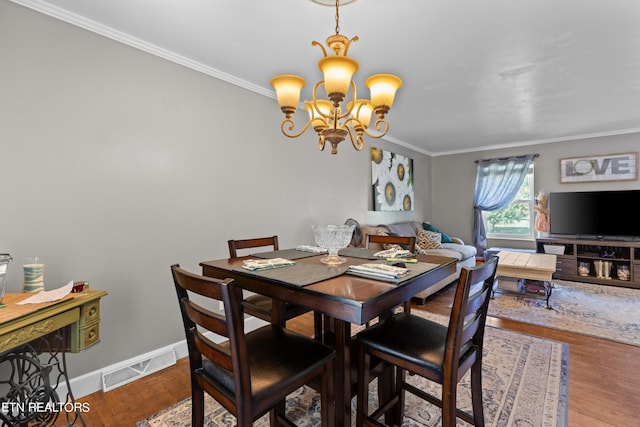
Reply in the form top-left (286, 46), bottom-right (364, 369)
top-left (101, 347), bottom-right (176, 392)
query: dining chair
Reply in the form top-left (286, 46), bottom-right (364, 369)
top-left (355, 256), bottom-right (499, 427)
top-left (228, 236), bottom-right (323, 339)
top-left (171, 264), bottom-right (335, 427)
top-left (366, 234), bottom-right (417, 253)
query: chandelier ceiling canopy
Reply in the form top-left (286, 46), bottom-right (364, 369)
top-left (271, 0), bottom-right (402, 155)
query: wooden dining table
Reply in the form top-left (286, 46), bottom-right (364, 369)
top-left (200, 248), bottom-right (457, 426)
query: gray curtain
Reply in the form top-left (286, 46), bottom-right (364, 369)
top-left (472, 154), bottom-right (535, 254)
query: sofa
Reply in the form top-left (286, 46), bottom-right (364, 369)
top-left (356, 220), bottom-right (477, 304)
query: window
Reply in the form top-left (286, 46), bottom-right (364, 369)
top-left (483, 165), bottom-right (534, 239)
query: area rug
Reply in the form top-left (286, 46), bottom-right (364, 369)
top-left (489, 279), bottom-right (640, 347)
top-left (137, 312), bottom-right (568, 427)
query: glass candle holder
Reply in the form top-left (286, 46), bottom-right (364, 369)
top-left (616, 264), bottom-right (630, 281)
top-left (577, 261), bottom-right (590, 277)
top-left (0, 254), bottom-right (12, 305)
top-left (23, 256), bottom-right (45, 293)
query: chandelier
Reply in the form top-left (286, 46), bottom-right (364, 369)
top-left (270, 0), bottom-right (402, 155)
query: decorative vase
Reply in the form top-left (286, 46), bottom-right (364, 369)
top-left (594, 260), bottom-right (603, 278)
top-left (603, 261), bottom-right (612, 279)
top-left (534, 213), bottom-right (550, 238)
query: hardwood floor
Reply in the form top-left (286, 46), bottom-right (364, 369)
top-left (78, 285), bottom-right (640, 426)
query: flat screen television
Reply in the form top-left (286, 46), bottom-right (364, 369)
top-left (549, 190), bottom-right (640, 239)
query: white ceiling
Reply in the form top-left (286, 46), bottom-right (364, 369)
top-left (13, 0), bottom-right (640, 155)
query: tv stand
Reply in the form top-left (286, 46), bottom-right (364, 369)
top-left (536, 237), bottom-right (640, 289)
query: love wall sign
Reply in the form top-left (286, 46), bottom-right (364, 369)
top-left (560, 152), bottom-right (638, 183)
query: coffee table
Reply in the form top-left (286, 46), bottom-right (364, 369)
top-left (492, 251), bottom-right (557, 309)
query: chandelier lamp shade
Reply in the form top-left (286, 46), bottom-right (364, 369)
top-left (270, 0), bottom-right (402, 154)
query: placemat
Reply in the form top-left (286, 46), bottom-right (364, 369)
top-left (233, 263), bottom-right (349, 287)
top-left (250, 249), bottom-right (321, 260)
top-left (337, 247), bottom-right (380, 259)
top-left (346, 261), bottom-right (440, 284)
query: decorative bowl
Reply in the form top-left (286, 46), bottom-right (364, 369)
top-left (312, 224), bottom-right (355, 266)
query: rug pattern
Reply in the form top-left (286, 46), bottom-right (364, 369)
top-left (137, 312), bottom-right (568, 427)
top-left (489, 279), bottom-right (640, 346)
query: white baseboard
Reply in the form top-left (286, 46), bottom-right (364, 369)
top-left (62, 316), bottom-right (267, 399)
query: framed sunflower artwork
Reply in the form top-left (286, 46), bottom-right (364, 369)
top-left (371, 147), bottom-right (414, 211)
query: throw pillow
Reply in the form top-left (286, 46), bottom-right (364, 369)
top-left (422, 222), bottom-right (454, 244)
top-left (416, 229), bottom-right (443, 252)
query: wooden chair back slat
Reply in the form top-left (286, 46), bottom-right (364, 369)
top-left (228, 236), bottom-right (279, 258)
top-left (366, 234), bottom-right (417, 253)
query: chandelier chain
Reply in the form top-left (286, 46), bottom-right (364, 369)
top-left (334, 0), bottom-right (340, 34)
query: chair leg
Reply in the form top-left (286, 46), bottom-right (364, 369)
top-left (403, 299), bottom-right (411, 314)
top-left (376, 363), bottom-right (390, 425)
top-left (470, 361), bottom-right (485, 427)
top-left (192, 387), bottom-right (204, 427)
top-left (442, 376), bottom-right (457, 427)
top-left (394, 367), bottom-right (405, 426)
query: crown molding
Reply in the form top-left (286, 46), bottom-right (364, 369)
top-left (432, 127), bottom-right (640, 157)
top-left (9, 0), bottom-right (273, 100)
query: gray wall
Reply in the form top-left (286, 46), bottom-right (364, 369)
top-left (0, 1), bottom-right (431, 377)
top-left (430, 132), bottom-right (640, 250)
